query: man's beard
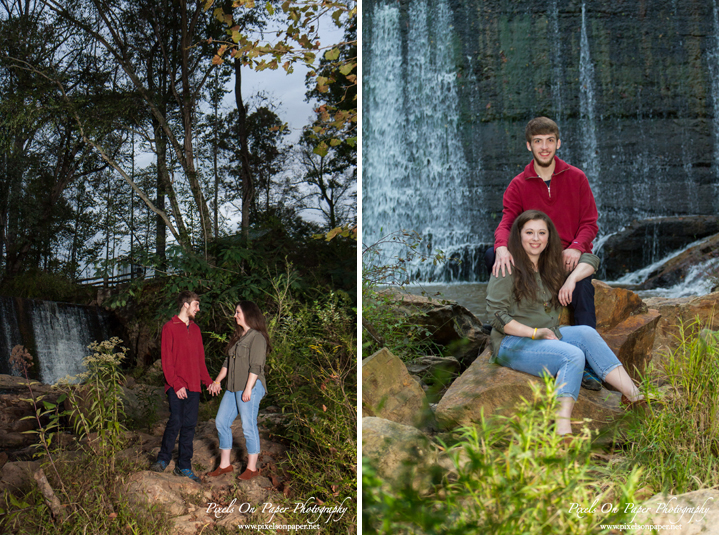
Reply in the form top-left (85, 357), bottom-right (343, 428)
top-left (534, 153), bottom-right (554, 167)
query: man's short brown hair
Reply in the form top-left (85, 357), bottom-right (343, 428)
top-left (525, 117), bottom-right (560, 143)
top-left (177, 291), bottom-right (200, 310)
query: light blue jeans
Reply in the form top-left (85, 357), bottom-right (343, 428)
top-left (215, 381), bottom-right (265, 454)
top-left (496, 325), bottom-right (622, 401)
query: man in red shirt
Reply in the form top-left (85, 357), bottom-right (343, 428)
top-left (150, 291), bottom-right (216, 481)
top-left (484, 117), bottom-right (602, 390)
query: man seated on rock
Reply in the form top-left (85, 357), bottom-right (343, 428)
top-left (484, 116), bottom-right (602, 390)
top-left (149, 291), bottom-right (217, 481)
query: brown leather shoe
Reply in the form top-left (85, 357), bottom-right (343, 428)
top-left (238, 468), bottom-right (260, 481)
top-left (208, 465), bottom-right (234, 477)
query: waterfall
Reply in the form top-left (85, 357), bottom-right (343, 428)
top-left (0, 297), bottom-right (120, 384)
top-left (363, 3), bottom-right (407, 255)
top-left (579, 4), bottom-right (601, 225)
top-left (363, 0), bottom-right (478, 282)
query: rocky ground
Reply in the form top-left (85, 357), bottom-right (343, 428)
top-left (0, 371), bottom-right (294, 534)
top-left (363, 279), bottom-right (719, 531)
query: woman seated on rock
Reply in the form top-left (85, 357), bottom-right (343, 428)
top-left (485, 209), bottom-right (645, 437)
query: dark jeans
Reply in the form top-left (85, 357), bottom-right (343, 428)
top-left (484, 246), bottom-right (597, 328)
top-left (157, 388), bottom-right (200, 470)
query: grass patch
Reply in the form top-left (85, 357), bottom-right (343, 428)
top-left (621, 319), bottom-right (719, 493)
top-left (363, 378), bottom-right (642, 534)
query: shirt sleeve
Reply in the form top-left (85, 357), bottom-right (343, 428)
top-left (486, 273), bottom-right (515, 334)
top-left (494, 180), bottom-right (523, 249)
top-left (570, 175), bottom-right (599, 253)
top-left (196, 328), bottom-right (213, 387)
top-left (578, 252), bottom-right (600, 272)
top-left (248, 333), bottom-right (267, 376)
top-left (161, 323), bottom-right (184, 393)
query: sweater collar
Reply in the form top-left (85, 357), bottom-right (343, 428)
top-left (172, 314), bottom-right (194, 327)
top-left (522, 156), bottom-right (570, 179)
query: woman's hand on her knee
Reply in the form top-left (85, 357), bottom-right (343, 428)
top-left (535, 328), bottom-right (558, 340)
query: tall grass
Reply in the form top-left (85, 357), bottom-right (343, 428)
top-left (622, 319), bottom-right (719, 493)
top-left (363, 378), bottom-right (642, 534)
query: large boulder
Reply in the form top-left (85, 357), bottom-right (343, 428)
top-left (643, 291), bottom-right (719, 372)
top-left (362, 348), bottom-right (428, 427)
top-left (633, 489), bottom-right (719, 533)
top-left (566, 282), bottom-right (659, 380)
top-left (593, 280), bottom-right (648, 332)
top-left (362, 417), bottom-right (439, 493)
top-left (406, 355), bottom-right (462, 403)
top-left (435, 349), bottom-right (623, 432)
top-left (378, 290), bottom-right (489, 365)
top-left (124, 471), bottom-right (210, 516)
top-left (601, 216), bottom-right (719, 279)
top-left (601, 310), bottom-right (661, 382)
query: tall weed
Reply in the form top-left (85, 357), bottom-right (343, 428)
top-left (266, 284), bottom-right (357, 532)
top-left (622, 319), bottom-right (719, 493)
top-left (363, 379), bottom-right (641, 534)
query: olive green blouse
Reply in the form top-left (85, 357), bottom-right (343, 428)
top-left (485, 253), bottom-right (600, 362)
top-left (222, 328), bottom-right (268, 393)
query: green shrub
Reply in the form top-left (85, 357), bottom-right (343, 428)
top-left (266, 288), bottom-right (357, 533)
top-left (362, 231), bottom-right (444, 360)
top-left (363, 378), bottom-right (642, 534)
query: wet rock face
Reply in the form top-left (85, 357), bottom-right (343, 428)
top-left (364, 0), bottom-right (719, 281)
top-left (639, 232), bottom-right (719, 290)
top-left (600, 217), bottom-right (719, 280)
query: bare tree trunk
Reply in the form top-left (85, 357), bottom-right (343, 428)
top-left (234, 58), bottom-right (253, 240)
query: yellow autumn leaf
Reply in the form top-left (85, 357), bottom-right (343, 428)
top-left (324, 47), bottom-right (340, 61)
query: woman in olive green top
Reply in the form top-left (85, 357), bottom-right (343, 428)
top-left (207, 301), bottom-right (271, 480)
top-left (486, 210), bottom-right (645, 437)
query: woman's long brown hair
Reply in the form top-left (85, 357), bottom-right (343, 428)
top-left (506, 210), bottom-right (565, 307)
top-left (225, 301), bottom-right (272, 355)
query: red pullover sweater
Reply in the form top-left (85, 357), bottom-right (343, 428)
top-left (494, 157), bottom-right (599, 253)
top-left (161, 315), bottom-right (213, 394)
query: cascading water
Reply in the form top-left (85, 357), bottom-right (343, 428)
top-left (579, 3), bottom-right (601, 224)
top-left (363, 0), bottom-right (719, 283)
top-left (363, 0), bottom-right (480, 282)
top-left (549, 1), bottom-right (572, 166)
top-left (0, 297), bottom-right (120, 384)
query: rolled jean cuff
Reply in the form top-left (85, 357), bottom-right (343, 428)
top-left (598, 362), bottom-right (622, 382)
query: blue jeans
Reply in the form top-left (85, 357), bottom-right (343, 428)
top-left (496, 325), bottom-right (622, 401)
top-left (215, 381), bottom-right (265, 455)
top-left (157, 389), bottom-right (200, 470)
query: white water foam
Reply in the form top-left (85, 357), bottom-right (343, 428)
top-left (610, 236), bottom-right (708, 285)
top-left (579, 3), bottom-right (601, 216)
top-left (637, 257), bottom-right (719, 298)
top-left (363, 0), bottom-right (478, 282)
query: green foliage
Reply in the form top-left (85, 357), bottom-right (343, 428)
top-left (622, 320), bottom-right (719, 493)
top-left (362, 230), bottom-right (445, 360)
top-left (0, 269), bottom-right (95, 303)
top-left (59, 338), bottom-right (128, 472)
top-left (363, 378), bottom-right (642, 534)
top-left (264, 281), bottom-right (357, 531)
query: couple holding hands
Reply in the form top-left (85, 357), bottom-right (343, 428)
top-left (149, 293), bottom-right (270, 482)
